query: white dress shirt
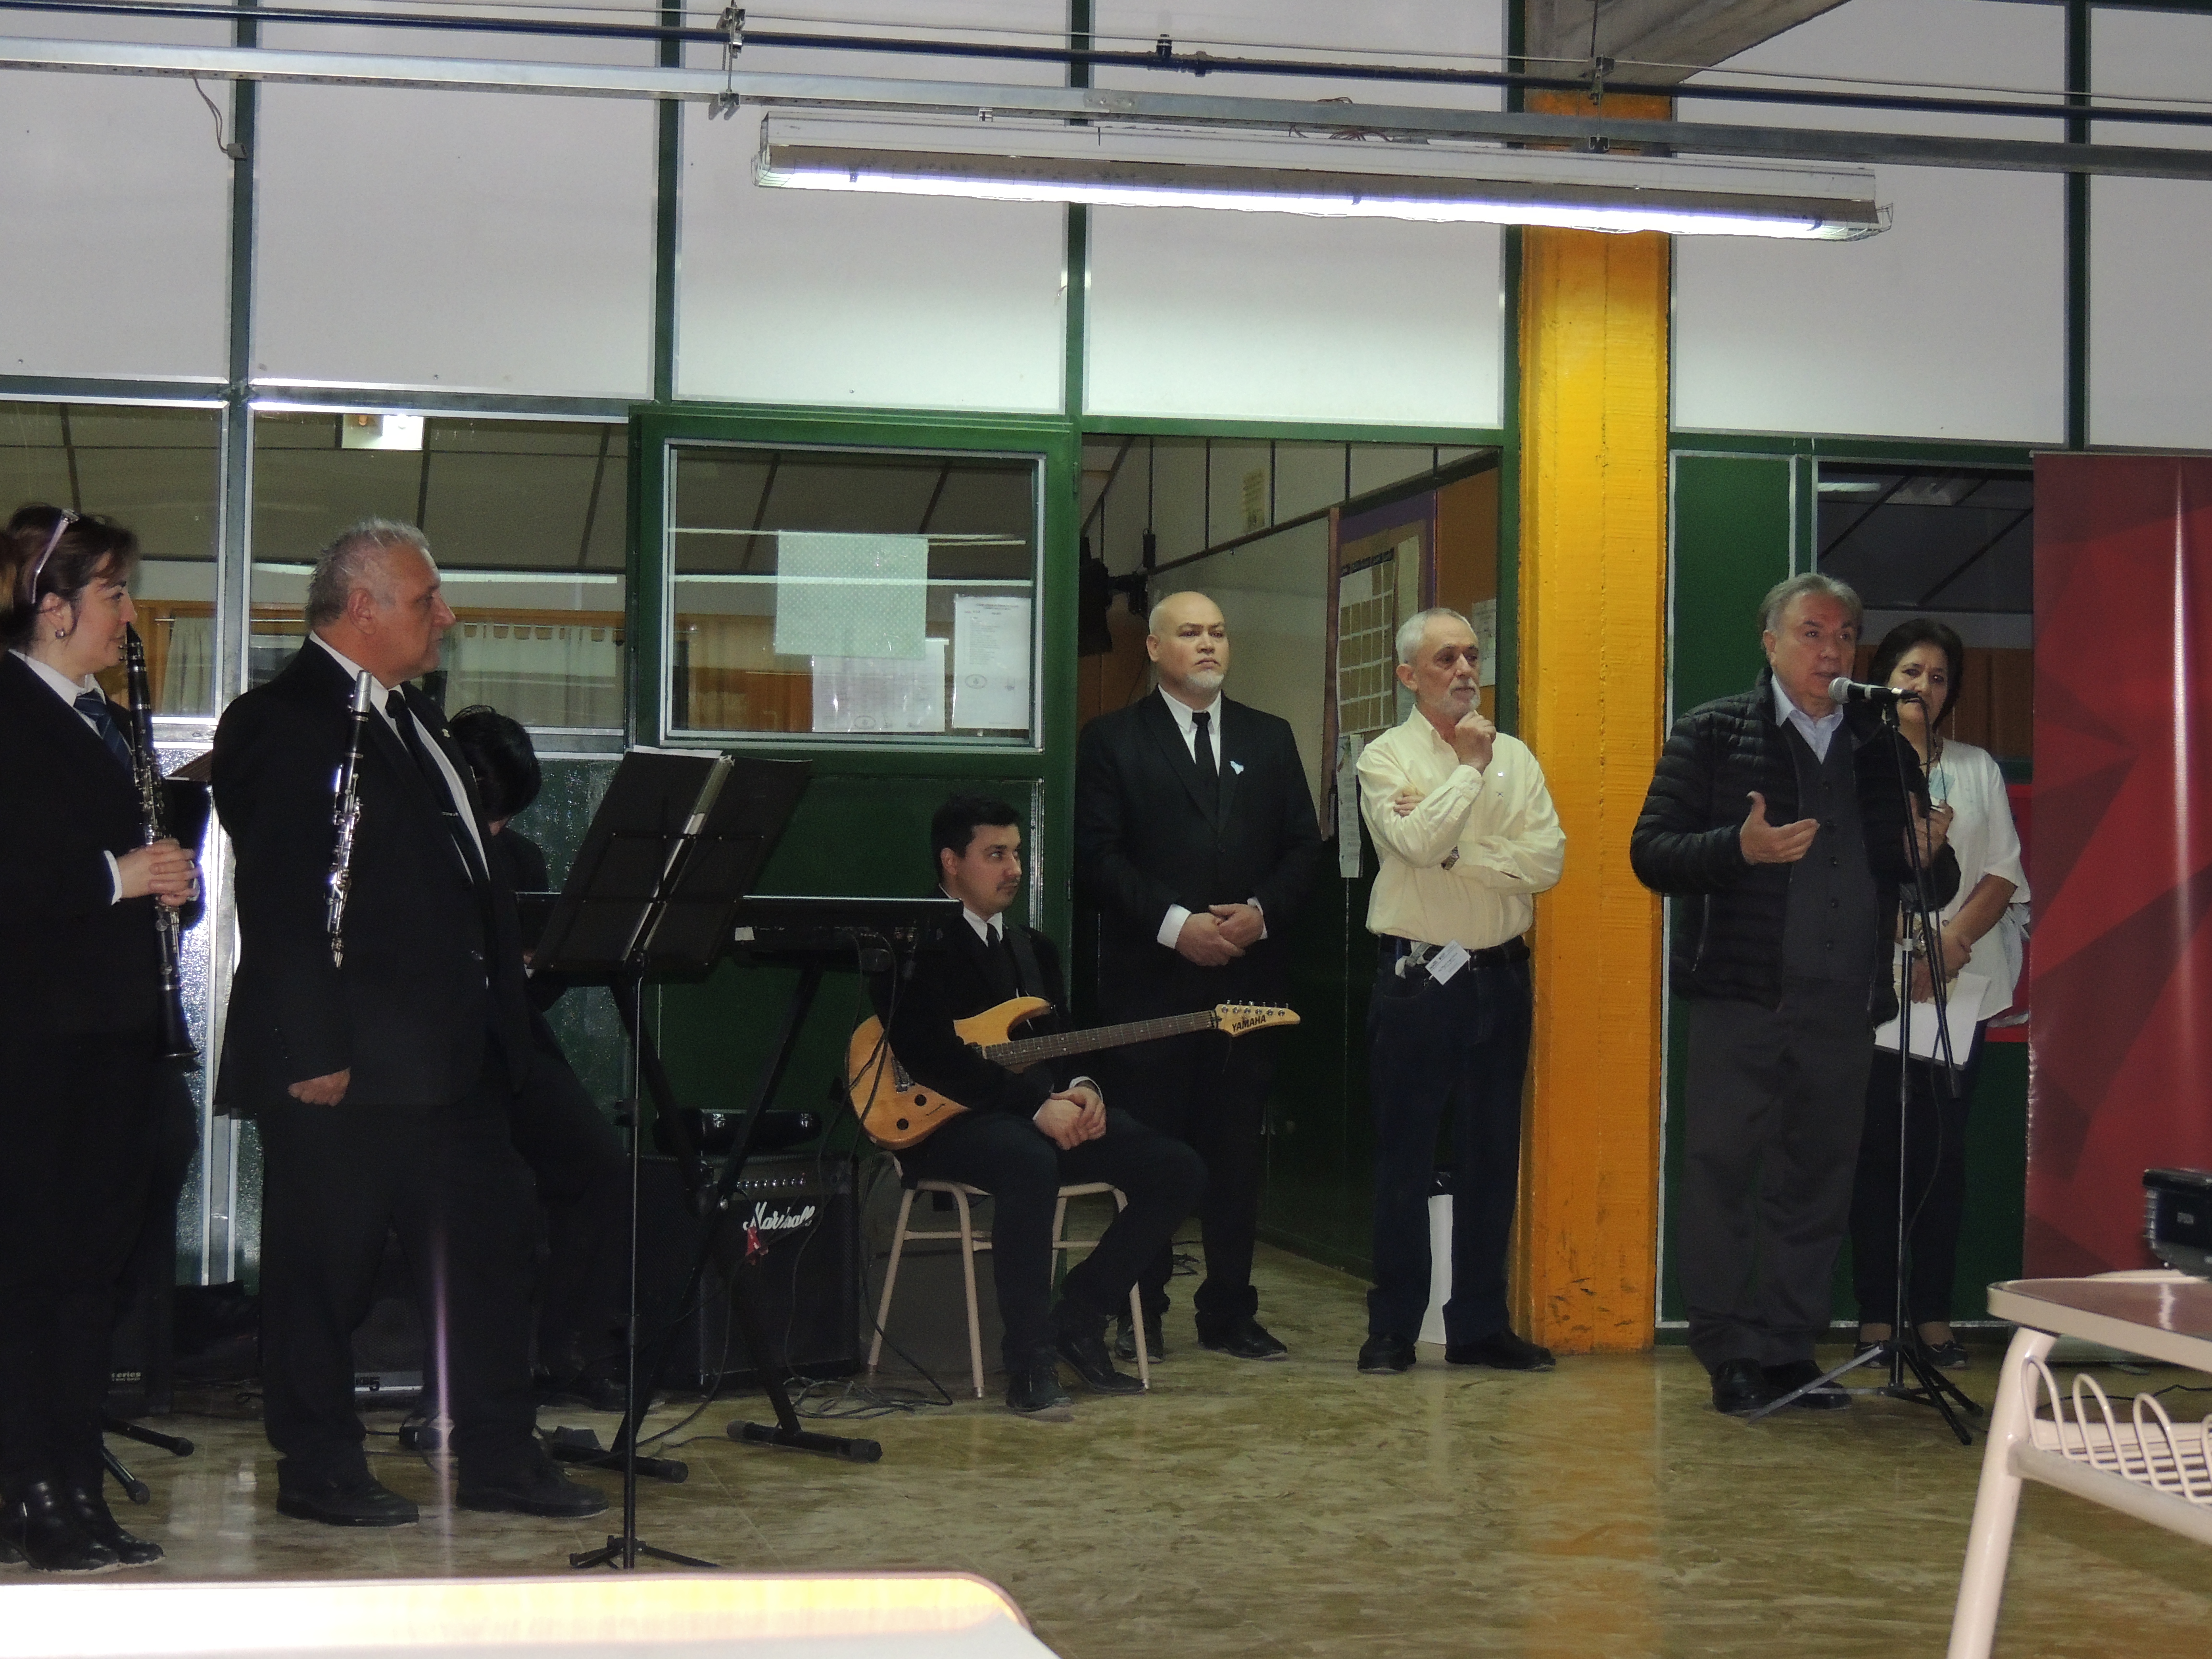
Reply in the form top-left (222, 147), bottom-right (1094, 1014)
top-left (1924, 737), bottom-right (2031, 1015)
top-left (1771, 676), bottom-right (1847, 761)
top-left (313, 635), bottom-right (487, 870)
top-left (12, 648), bottom-right (125, 902)
top-left (1357, 709), bottom-right (1566, 951)
top-left (1152, 687), bottom-right (1264, 949)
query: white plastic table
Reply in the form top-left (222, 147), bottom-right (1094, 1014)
top-left (1949, 1271), bottom-right (2212, 1659)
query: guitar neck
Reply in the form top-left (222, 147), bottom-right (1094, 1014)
top-left (982, 1010), bottom-right (1217, 1067)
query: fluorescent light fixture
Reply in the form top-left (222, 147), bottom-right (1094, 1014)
top-left (756, 114), bottom-right (1886, 240)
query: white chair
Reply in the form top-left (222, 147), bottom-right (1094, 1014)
top-left (869, 1177), bottom-right (1151, 1399)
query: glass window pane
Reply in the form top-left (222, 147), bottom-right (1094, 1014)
top-left (0, 401), bottom-right (222, 713)
top-left (669, 442), bottom-right (1040, 743)
top-left (250, 412), bottom-right (626, 729)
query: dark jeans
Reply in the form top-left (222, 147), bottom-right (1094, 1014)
top-left (1364, 942), bottom-right (1532, 1346)
top-left (1850, 1023), bottom-right (1986, 1328)
top-left (901, 1106), bottom-right (1203, 1371)
top-left (0, 1036), bottom-right (161, 1492)
top-left (1680, 983), bottom-right (1874, 1372)
top-left (257, 1057), bottom-right (539, 1483)
top-left (1101, 1030), bottom-right (1278, 1327)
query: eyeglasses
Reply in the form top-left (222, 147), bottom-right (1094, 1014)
top-left (26, 508), bottom-right (80, 598)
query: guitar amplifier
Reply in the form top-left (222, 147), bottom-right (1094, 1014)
top-left (632, 1153), bottom-right (863, 1390)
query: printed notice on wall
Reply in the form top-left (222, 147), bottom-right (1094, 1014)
top-left (1468, 598), bottom-right (1498, 689)
top-left (811, 638), bottom-right (947, 734)
top-left (951, 595), bottom-right (1031, 730)
top-left (773, 532), bottom-right (928, 661)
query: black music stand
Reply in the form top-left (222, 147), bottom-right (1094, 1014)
top-left (529, 746), bottom-right (817, 1571)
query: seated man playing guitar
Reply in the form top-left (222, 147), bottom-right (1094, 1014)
top-left (882, 795), bottom-right (1205, 1417)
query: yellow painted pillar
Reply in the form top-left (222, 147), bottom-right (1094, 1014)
top-left (1514, 92), bottom-right (1671, 1354)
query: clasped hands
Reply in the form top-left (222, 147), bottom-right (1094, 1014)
top-left (118, 838), bottom-right (200, 908)
top-left (1033, 1082), bottom-right (1106, 1151)
top-left (1175, 902), bottom-right (1263, 967)
top-left (1738, 791), bottom-right (1953, 866)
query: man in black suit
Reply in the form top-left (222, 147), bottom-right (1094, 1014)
top-left (1074, 591), bottom-right (1323, 1361)
top-left (213, 519), bottom-right (603, 1526)
top-left (885, 796), bottom-right (1203, 1417)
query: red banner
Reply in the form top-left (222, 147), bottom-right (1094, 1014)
top-left (2029, 455), bottom-right (2212, 1274)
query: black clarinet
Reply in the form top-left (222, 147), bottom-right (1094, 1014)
top-left (123, 625), bottom-right (198, 1064)
top-left (326, 669), bottom-right (375, 968)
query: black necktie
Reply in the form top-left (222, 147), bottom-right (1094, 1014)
top-left (394, 688), bottom-right (490, 892)
top-left (1191, 710), bottom-right (1221, 814)
top-left (990, 924), bottom-right (1021, 995)
top-left (74, 689), bottom-right (133, 773)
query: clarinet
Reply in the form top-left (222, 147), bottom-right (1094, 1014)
top-left (326, 670), bottom-right (375, 968)
top-left (123, 625), bottom-right (198, 1064)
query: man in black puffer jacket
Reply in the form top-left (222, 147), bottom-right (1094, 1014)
top-left (1632, 573), bottom-right (1958, 1418)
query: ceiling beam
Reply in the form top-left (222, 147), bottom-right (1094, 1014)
top-left (9, 36), bottom-right (2212, 181)
top-left (1524, 0), bottom-right (1851, 84)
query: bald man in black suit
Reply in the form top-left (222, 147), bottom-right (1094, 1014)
top-left (1074, 590), bottom-right (1322, 1361)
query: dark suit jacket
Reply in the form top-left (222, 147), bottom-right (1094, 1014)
top-left (0, 652), bottom-right (170, 1039)
top-left (879, 918), bottom-right (1085, 1119)
top-left (211, 641), bottom-right (533, 1111)
top-left (1073, 691), bottom-right (1322, 1015)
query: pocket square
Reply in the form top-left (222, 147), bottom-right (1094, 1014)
top-left (1230, 760), bottom-right (1245, 774)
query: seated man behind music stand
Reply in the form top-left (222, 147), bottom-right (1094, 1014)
top-left (884, 796), bottom-right (1204, 1418)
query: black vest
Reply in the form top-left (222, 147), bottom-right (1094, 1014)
top-left (1781, 723), bottom-right (1879, 984)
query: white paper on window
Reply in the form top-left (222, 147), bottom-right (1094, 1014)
top-left (950, 595), bottom-right (1033, 730)
top-left (772, 533), bottom-right (928, 660)
top-left (811, 639), bottom-right (948, 734)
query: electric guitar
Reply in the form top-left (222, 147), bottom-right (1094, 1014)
top-left (845, 998), bottom-right (1301, 1151)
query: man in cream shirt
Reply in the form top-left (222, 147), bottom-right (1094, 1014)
top-left (1353, 607), bottom-right (1565, 1375)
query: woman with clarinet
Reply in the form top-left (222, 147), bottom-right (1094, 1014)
top-left (0, 505), bottom-right (200, 1570)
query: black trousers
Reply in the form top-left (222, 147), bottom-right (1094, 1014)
top-left (508, 1022), bottom-right (627, 1371)
top-left (1364, 943), bottom-right (1533, 1346)
top-left (257, 1058), bottom-right (539, 1482)
top-left (900, 1106), bottom-right (1203, 1371)
top-left (1100, 1030), bottom-right (1278, 1327)
top-left (1680, 982), bottom-right (1874, 1372)
top-left (0, 1035), bottom-right (162, 1492)
top-left (1850, 1024), bottom-right (1986, 1327)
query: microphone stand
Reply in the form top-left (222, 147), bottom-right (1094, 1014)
top-left (1747, 692), bottom-right (1981, 1443)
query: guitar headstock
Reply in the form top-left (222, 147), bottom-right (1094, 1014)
top-left (1213, 1003), bottom-right (1301, 1036)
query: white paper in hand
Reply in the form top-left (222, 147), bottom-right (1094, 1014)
top-left (1874, 968), bottom-right (1990, 1059)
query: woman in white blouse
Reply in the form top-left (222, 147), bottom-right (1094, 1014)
top-left (1850, 618), bottom-right (2029, 1370)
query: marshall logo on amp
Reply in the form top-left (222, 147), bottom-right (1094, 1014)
top-left (742, 1200), bottom-right (819, 1264)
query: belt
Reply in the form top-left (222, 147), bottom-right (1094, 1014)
top-left (1382, 936), bottom-right (1529, 976)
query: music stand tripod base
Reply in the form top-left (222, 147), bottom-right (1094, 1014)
top-left (572, 1536), bottom-right (719, 1573)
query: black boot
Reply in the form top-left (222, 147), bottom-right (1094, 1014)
top-left (1004, 1353), bottom-right (1072, 1418)
top-left (63, 1482), bottom-right (162, 1565)
top-left (5, 1480), bottom-right (121, 1573)
top-left (1051, 1301), bottom-right (1145, 1395)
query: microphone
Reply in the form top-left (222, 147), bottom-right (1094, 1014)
top-left (1828, 677), bottom-right (1920, 706)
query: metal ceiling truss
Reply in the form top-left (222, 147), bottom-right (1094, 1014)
top-left (7, 35), bottom-right (2212, 181)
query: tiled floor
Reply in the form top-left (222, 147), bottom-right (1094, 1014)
top-left (75, 1245), bottom-right (2212, 1658)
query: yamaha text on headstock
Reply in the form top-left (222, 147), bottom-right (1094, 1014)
top-left (845, 999), bottom-right (1300, 1151)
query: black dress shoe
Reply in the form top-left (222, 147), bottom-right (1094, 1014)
top-left (5, 1481), bottom-right (122, 1572)
top-left (1005, 1356), bottom-right (1073, 1418)
top-left (63, 1484), bottom-right (162, 1565)
top-left (1113, 1312), bottom-right (1167, 1363)
top-left (1051, 1303), bottom-right (1145, 1395)
top-left (1196, 1315), bottom-right (1289, 1360)
top-left (1762, 1359), bottom-right (1850, 1411)
top-left (1709, 1357), bottom-right (1774, 1416)
top-left (0, 1529), bottom-right (21, 1565)
top-left (1357, 1334), bottom-right (1417, 1373)
top-left (458, 1450), bottom-right (610, 1518)
top-left (276, 1468), bottom-right (420, 1527)
top-left (1445, 1330), bottom-right (1556, 1371)
top-left (1923, 1339), bottom-right (1971, 1370)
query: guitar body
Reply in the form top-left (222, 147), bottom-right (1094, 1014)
top-left (846, 996), bottom-right (1054, 1151)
